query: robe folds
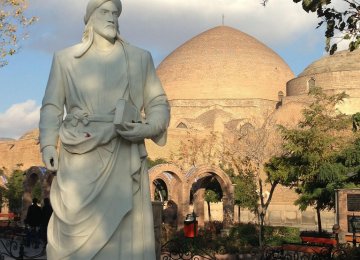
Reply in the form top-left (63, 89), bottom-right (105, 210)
top-left (39, 40), bottom-right (170, 260)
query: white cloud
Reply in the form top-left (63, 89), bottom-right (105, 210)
top-left (26, 0), bottom-right (325, 63)
top-left (0, 100), bottom-right (40, 139)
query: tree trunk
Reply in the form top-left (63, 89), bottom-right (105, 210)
top-left (207, 201), bottom-right (211, 221)
top-left (238, 205), bottom-right (240, 223)
top-left (259, 214), bottom-right (265, 248)
top-left (316, 207), bottom-right (322, 233)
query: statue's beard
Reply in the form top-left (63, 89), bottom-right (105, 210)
top-left (74, 24), bottom-right (122, 58)
top-left (102, 26), bottom-right (117, 40)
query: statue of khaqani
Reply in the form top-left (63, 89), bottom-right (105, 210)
top-left (39, 0), bottom-right (170, 259)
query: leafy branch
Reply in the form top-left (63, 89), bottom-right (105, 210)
top-left (262, 0), bottom-right (360, 54)
top-left (0, 0), bottom-right (37, 67)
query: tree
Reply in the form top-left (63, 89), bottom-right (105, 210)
top-left (337, 136), bottom-right (360, 183)
top-left (204, 189), bottom-right (220, 221)
top-left (3, 169), bottom-right (24, 214)
top-left (262, 0), bottom-right (360, 54)
top-left (223, 113), bottom-right (284, 247)
top-left (0, 0), bottom-right (37, 67)
top-left (203, 176), bottom-right (222, 221)
top-left (278, 86), bottom-right (353, 232)
top-left (230, 165), bottom-right (259, 223)
top-left (170, 131), bottom-right (220, 169)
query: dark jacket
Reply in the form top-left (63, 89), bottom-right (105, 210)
top-left (25, 203), bottom-right (42, 227)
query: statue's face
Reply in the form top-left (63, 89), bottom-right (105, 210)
top-left (92, 1), bottom-right (119, 41)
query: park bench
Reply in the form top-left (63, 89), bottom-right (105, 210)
top-left (264, 232), bottom-right (348, 259)
top-left (345, 234), bottom-right (360, 244)
top-left (0, 213), bottom-right (15, 221)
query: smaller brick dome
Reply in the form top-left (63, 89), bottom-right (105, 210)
top-left (299, 49), bottom-right (360, 76)
top-left (19, 129), bottom-right (39, 140)
top-left (287, 49), bottom-right (360, 97)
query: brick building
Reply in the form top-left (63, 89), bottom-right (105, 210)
top-left (1, 25), bottom-right (360, 230)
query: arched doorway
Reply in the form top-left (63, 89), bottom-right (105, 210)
top-left (149, 164), bottom-right (185, 227)
top-left (153, 178), bottom-right (169, 202)
top-left (149, 163), bottom-right (234, 230)
top-left (186, 165), bottom-right (234, 228)
top-left (22, 166), bottom-right (55, 221)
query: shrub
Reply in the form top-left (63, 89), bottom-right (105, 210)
top-left (162, 223), bottom-right (301, 254)
top-left (265, 226), bottom-right (301, 245)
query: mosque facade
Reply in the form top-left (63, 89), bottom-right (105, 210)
top-left (1, 25), bottom-right (360, 231)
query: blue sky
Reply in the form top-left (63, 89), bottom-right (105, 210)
top-left (0, 0), bottom-right (340, 139)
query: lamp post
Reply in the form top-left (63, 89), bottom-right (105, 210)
top-left (350, 213), bottom-right (357, 247)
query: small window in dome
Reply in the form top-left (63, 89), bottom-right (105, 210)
top-left (307, 78), bottom-right (316, 92)
top-left (177, 122), bottom-right (188, 129)
top-left (278, 91), bottom-right (284, 101)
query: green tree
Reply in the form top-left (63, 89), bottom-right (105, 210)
top-left (0, 0), bottom-right (37, 67)
top-left (32, 181), bottom-right (42, 202)
top-left (3, 169), bottom-right (24, 214)
top-left (203, 177), bottom-right (222, 221)
top-left (204, 190), bottom-right (219, 221)
top-left (223, 113), bottom-right (284, 247)
top-left (263, 0), bottom-right (360, 54)
top-left (278, 86), bottom-right (352, 232)
top-left (224, 164), bottom-right (259, 223)
top-left (338, 137), bottom-right (360, 182)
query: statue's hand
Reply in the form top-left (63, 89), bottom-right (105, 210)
top-left (116, 122), bottom-right (156, 143)
top-left (42, 146), bottom-right (58, 171)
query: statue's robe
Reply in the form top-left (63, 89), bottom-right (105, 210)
top-left (39, 40), bottom-right (170, 260)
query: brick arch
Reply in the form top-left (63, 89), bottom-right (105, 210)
top-left (148, 163), bottom-right (186, 227)
top-left (149, 164), bottom-right (185, 198)
top-left (186, 164), bottom-right (234, 228)
top-left (22, 166), bottom-right (55, 221)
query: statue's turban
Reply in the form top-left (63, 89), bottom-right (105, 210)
top-left (84, 0), bottom-right (122, 24)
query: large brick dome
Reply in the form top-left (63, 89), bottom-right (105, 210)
top-left (157, 26), bottom-right (294, 101)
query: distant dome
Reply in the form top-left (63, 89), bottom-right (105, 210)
top-left (299, 49), bottom-right (360, 76)
top-left (157, 26), bottom-right (294, 101)
top-left (19, 129), bottom-right (39, 140)
top-left (287, 49), bottom-right (360, 96)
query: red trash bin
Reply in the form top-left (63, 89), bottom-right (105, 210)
top-left (183, 213), bottom-right (198, 238)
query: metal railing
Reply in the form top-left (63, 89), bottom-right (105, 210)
top-left (0, 222), bottom-right (46, 260)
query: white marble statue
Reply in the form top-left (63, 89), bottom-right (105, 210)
top-left (39, 0), bottom-right (170, 259)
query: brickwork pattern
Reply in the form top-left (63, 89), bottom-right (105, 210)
top-left (157, 26), bottom-right (294, 101)
top-left (337, 189), bottom-right (360, 243)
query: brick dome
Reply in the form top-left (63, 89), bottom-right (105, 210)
top-left (287, 49), bottom-right (360, 96)
top-left (157, 26), bottom-right (294, 101)
top-left (299, 49), bottom-right (360, 76)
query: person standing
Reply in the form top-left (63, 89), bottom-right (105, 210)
top-left (39, 0), bottom-right (170, 259)
top-left (24, 198), bottom-right (42, 248)
top-left (25, 198), bottom-right (42, 228)
top-left (40, 198), bottom-right (52, 243)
